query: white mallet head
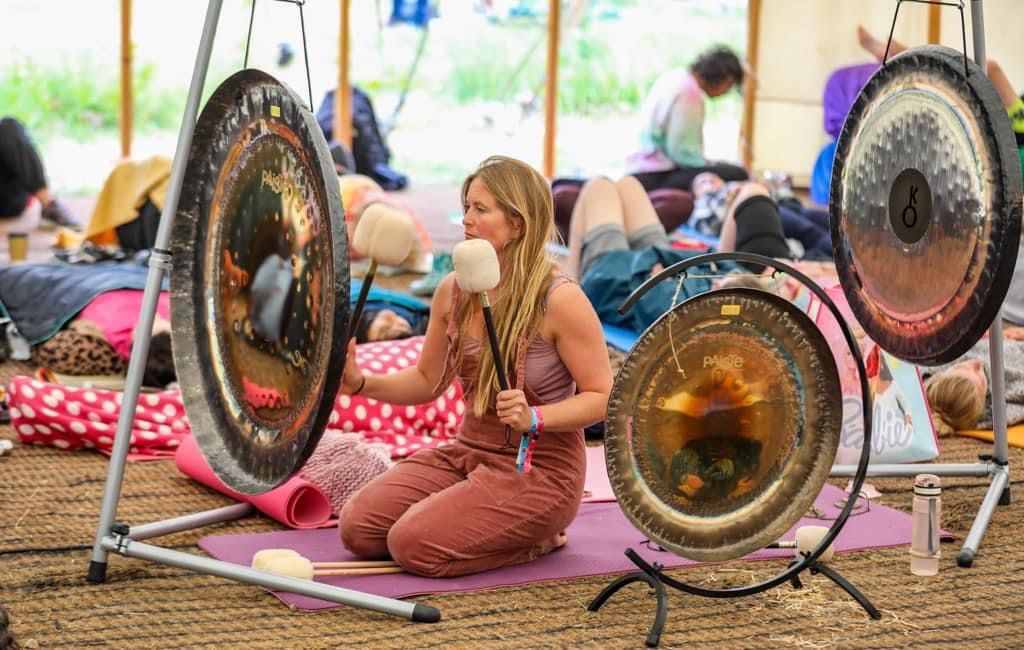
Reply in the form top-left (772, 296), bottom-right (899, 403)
top-left (263, 555), bottom-right (316, 580)
top-left (251, 548), bottom-right (302, 572)
top-left (352, 203), bottom-right (416, 266)
top-left (795, 525), bottom-right (835, 563)
top-left (452, 239), bottom-right (500, 294)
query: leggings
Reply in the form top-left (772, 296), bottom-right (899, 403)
top-left (632, 161), bottom-right (749, 193)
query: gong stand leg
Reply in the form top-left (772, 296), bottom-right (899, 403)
top-left (786, 558), bottom-right (881, 619)
top-left (586, 550), bottom-right (669, 648)
top-left (126, 503), bottom-right (256, 542)
top-left (88, 0), bottom-right (225, 585)
top-left (85, 0), bottom-right (442, 624)
top-left (99, 533), bottom-right (439, 622)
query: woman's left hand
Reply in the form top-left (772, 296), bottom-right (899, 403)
top-left (496, 389), bottom-right (533, 432)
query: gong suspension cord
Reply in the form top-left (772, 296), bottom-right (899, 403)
top-left (884, 0), bottom-right (969, 78)
top-left (244, 0), bottom-right (315, 110)
top-left (666, 268), bottom-right (784, 375)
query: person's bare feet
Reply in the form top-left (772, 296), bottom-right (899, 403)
top-left (552, 531), bottom-right (568, 550)
top-left (858, 24), bottom-right (907, 61)
top-left (530, 531), bottom-right (569, 560)
top-left (858, 25), bottom-right (886, 61)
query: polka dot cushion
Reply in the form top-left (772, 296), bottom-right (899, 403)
top-left (7, 376), bottom-right (188, 460)
top-left (7, 337), bottom-right (464, 460)
top-left (330, 336), bottom-right (463, 457)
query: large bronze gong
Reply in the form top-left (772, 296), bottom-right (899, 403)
top-left (831, 45), bottom-right (1023, 365)
top-left (170, 69), bottom-right (349, 495)
top-left (606, 288), bottom-right (842, 562)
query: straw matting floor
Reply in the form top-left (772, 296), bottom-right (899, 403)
top-left (2, 353), bottom-right (1024, 649)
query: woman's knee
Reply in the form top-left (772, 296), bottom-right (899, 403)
top-left (578, 175), bottom-right (617, 201)
top-left (732, 181), bottom-right (771, 205)
top-left (615, 174), bottom-right (645, 196)
top-left (338, 490), bottom-right (389, 558)
top-left (386, 513), bottom-right (452, 577)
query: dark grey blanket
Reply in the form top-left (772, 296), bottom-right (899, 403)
top-left (0, 262), bottom-right (165, 344)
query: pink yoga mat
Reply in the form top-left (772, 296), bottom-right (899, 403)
top-left (175, 434), bottom-right (336, 529)
top-left (583, 445), bottom-right (614, 502)
top-left (199, 483), bottom-right (952, 611)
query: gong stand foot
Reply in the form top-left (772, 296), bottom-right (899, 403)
top-left (589, 548), bottom-right (882, 648)
top-left (786, 557), bottom-right (881, 619)
top-left (587, 560), bottom-right (668, 648)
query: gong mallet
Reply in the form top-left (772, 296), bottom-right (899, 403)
top-left (452, 239), bottom-right (507, 390)
top-left (769, 524), bottom-right (876, 617)
top-left (452, 240), bottom-right (538, 469)
top-left (348, 203), bottom-right (417, 341)
top-left (767, 525), bottom-right (836, 562)
top-left (252, 549), bottom-right (404, 580)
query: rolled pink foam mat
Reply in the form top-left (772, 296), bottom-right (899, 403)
top-left (175, 434), bottom-right (336, 529)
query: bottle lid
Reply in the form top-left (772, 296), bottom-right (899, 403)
top-left (914, 473), bottom-right (941, 496)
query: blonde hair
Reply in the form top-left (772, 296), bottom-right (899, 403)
top-left (454, 156), bottom-right (559, 416)
top-left (925, 372), bottom-right (985, 437)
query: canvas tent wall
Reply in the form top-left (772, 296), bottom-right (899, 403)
top-left (746, 0), bottom-right (1024, 189)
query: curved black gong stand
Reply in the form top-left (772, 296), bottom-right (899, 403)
top-left (588, 252), bottom-right (878, 648)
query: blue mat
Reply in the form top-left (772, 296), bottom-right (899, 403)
top-left (350, 279), bottom-right (428, 312)
top-left (603, 323), bottom-right (638, 352)
top-left (675, 224), bottom-right (719, 247)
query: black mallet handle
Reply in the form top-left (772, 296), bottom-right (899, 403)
top-left (480, 292), bottom-right (509, 391)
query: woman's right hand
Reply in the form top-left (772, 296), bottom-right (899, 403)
top-left (341, 337), bottom-right (366, 394)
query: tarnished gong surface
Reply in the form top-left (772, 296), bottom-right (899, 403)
top-left (170, 69), bottom-right (349, 495)
top-left (831, 45), bottom-right (1023, 366)
top-left (606, 288), bottom-right (842, 562)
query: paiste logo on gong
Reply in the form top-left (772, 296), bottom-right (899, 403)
top-left (260, 169), bottom-right (306, 217)
top-left (702, 354), bottom-right (744, 369)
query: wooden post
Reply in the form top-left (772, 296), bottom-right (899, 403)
top-left (542, 0), bottom-right (560, 179)
top-left (335, 0), bottom-right (353, 148)
top-left (739, 0), bottom-right (761, 171)
top-left (927, 3), bottom-right (941, 44)
top-left (120, 0), bottom-right (133, 158)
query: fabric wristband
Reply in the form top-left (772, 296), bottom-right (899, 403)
top-left (531, 406), bottom-right (544, 435)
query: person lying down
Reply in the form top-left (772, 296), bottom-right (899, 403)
top-left (564, 174), bottom-right (791, 334)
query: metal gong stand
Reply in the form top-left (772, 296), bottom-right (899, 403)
top-left (587, 252), bottom-right (879, 649)
top-left (85, 0), bottom-right (440, 623)
top-left (829, 0), bottom-right (1015, 569)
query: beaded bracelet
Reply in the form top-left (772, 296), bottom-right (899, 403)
top-left (516, 407), bottom-right (544, 474)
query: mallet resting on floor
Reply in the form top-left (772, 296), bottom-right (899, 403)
top-left (251, 548), bottom-right (403, 580)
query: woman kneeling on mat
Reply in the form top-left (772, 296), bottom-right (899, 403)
top-left (338, 155), bottom-right (612, 578)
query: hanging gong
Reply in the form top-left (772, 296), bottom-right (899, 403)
top-left (170, 69), bottom-right (349, 495)
top-left (605, 288), bottom-right (842, 562)
top-left (830, 45), bottom-right (1023, 366)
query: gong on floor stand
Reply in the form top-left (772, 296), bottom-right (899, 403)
top-left (590, 253), bottom-right (880, 648)
top-left (829, 0), bottom-right (1016, 568)
top-left (86, 0), bottom-right (439, 623)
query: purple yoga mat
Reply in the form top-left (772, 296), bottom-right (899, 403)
top-left (199, 483), bottom-right (951, 611)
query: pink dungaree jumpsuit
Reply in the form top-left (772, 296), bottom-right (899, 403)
top-left (339, 275), bottom-right (586, 577)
